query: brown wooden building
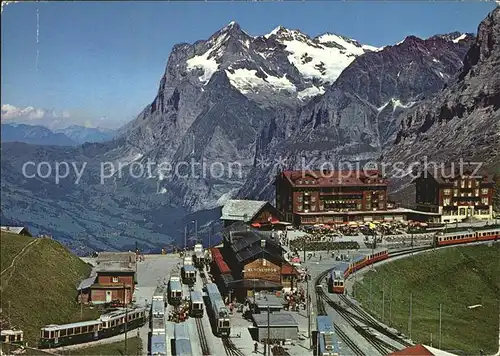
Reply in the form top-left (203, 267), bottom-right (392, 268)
top-left (275, 170), bottom-right (389, 225)
top-left (220, 199), bottom-right (284, 229)
top-left (415, 166), bottom-right (495, 223)
top-left (214, 223), bottom-right (298, 301)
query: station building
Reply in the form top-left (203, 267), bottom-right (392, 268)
top-left (209, 223), bottom-right (298, 301)
top-left (415, 166), bottom-right (495, 223)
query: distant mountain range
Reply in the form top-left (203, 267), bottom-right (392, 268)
top-left (1, 8), bottom-right (498, 254)
top-left (1, 123), bottom-right (115, 145)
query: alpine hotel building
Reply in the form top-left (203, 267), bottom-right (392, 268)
top-left (275, 170), bottom-right (389, 225)
top-left (415, 167), bottom-right (495, 223)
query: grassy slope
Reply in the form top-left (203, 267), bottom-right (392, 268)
top-left (353, 244), bottom-right (500, 355)
top-left (21, 337), bottom-right (142, 356)
top-left (0, 232), bottom-right (100, 345)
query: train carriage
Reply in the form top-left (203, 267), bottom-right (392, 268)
top-left (205, 283), bottom-right (230, 336)
top-left (39, 308), bottom-right (146, 349)
top-left (174, 339), bottom-right (193, 356)
top-left (368, 248), bottom-right (389, 263)
top-left (173, 322), bottom-right (193, 356)
top-left (1, 330), bottom-right (24, 347)
top-left (152, 317), bottom-right (166, 335)
top-left (181, 264), bottom-right (197, 286)
top-left (316, 316), bottom-right (340, 356)
top-left (99, 307), bottom-right (147, 339)
top-left (152, 287), bottom-right (165, 318)
top-left (349, 254), bottom-right (367, 273)
top-left (193, 243), bottom-right (205, 268)
top-left (435, 227), bottom-right (500, 247)
top-left (168, 277), bottom-right (183, 305)
top-left (39, 320), bottom-right (102, 348)
top-left (328, 263), bottom-right (349, 294)
top-left (189, 290), bottom-right (204, 317)
top-left (150, 333), bottom-right (167, 356)
top-left (476, 228), bottom-right (500, 241)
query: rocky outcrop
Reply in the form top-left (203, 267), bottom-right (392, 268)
top-left (385, 7), bottom-right (500, 200)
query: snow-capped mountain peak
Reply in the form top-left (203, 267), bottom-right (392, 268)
top-left (184, 23), bottom-right (383, 101)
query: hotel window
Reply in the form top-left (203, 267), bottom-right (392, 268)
top-left (468, 192), bottom-right (472, 197)
top-left (443, 198), bottom-right (451, 206)
top-left (453, 189), bottom-right (458, 196)
top-left (297, 196), bottom-right (303, 202)
top-left (112, 277), bottom-right (119, 283)
top-left (443, 189), bottom-right (451, 195)
top-left (461, 193), bottom-right (465, 197)
top-left (482, 197), bottom-right (489, 205)
top-left (454, 181), bottom-right (458, 187)
top-left (474, 189), bottom-right (479, 196)
top-left (311, 205), bottom-right (316, 211)
top-left (460, 180), bottom-right (465, 188)
top-left (297, 205), bottom-right (303, 211)
top-left (481, 188), bottom-right (489, 194)
top-left (467, 180), bottom-right (472, 188)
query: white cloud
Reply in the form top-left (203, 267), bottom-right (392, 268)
top-left (1, 104), bottom-right (119, 129)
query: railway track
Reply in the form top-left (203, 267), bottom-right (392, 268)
top-left (317, 287), bottom-right (394, 355)
top-left (195, 318), bottom-right (210, 355)
top-left (222, 337), bottom-right (245, 356)
top-left (315, 270), bottom-right (366, 356)
top-left (312, 246), bottom-right (429, 354)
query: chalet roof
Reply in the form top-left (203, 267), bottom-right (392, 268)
top-left (96, 251), bottom-right (136, 264)
top-left (0, 226), bottom-right (29, 235)
top-left (421, 166), bottom-right (495, 185)
top-left (235, 243), bottom-right (285, 264)
top-left (230, 230), bottom-right (283, 253)
top-left (94, 261), bottom-right (135, 273)
top-left (221, 200), bottom-right (269, 221)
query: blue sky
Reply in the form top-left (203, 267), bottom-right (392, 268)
top-left (1, 1), bottom-right (497, 129)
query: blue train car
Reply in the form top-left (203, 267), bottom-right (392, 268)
top-left (189, 290), bottom-right (204, 317)
top-left (168, 277), bottom-right (183, 305)
top-left (205, 283), bottom-right (230, 336)
top-left (174, 338), bottom-right (193, 356)
top-left (182, 265), bottom-right (197, 286)
top-left (316, 316), bottom-right (340, 356)
top-left (173, 323), bottom-right (192, 356)
top-left (150, 334), bottom-right (167, 356)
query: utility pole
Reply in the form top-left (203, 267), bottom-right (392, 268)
top-left (184, 225), bottom-right (187, 252)
top-left (266, 304), bottom-right (271, 356)
top-left (382, 282), bottom-right (385, 321)
top-left (208, 225), bottom-right (212, 249)
top-left (124, 285), bottom-right (128, 355)
top-left (389, 285), bottom-right (392, 326)
top-left (194, 220), bottom-right (198, 244)
top-left (307, 276), bottom-right (311, 349)
top-left (369, 276), bottom-right (373, 309)
top-left (408, 293), bottom-right (413, 340)
top-left (439, 303), bottom-right (442, 349)
top-left (80, 288), bottom-right (83, 320)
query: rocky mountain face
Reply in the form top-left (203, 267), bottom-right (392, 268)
top-left (1, 14), bottom-right (493, 252)
top-left (237, 31), bottom-right (475, 201)
top-left (384, 6), bottom-right (500, 201)
top-left (119, 22), bottom-right (473, 211)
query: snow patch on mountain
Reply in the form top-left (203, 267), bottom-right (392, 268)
top-left (298, 85), bottom-right (325, 100)
top-left (452, 33), bottom-right (467, 43)
top-left (225, 68), bottom-right (297, 94)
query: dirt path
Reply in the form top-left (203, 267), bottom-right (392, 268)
top-left (1, 238), bottom-right (41, 287)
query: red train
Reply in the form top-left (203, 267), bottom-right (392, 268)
top-left (434, 227), bottom-right (499, 246)
top-left (328, 227), bottom-right (499, 294)
top-left (328, 249), bottom-right (389, 294)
